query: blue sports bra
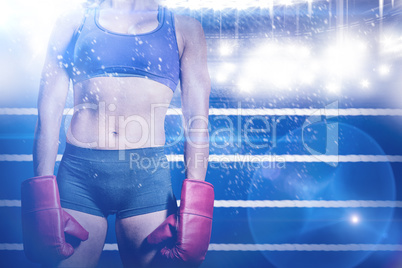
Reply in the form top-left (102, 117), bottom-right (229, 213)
top-left (63, 6), bottom-right (180, 92)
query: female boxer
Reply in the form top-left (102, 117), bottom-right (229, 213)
top-left (21, 0), bottom-right (213, 267)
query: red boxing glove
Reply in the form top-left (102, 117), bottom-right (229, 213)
top-left (21, 175), bottom-right (89, 264)
top-left (147, 179), bottom-right (214, 265)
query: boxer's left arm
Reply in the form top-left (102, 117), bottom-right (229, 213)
top-left (147, 15), bottom-right (214, 265)
top-left (178, 15), bottom-right (211, 181)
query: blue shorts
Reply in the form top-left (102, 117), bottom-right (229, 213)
top-left (56, 143), bottom-right (177, 219)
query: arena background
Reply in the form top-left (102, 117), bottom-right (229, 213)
top-left (1, 0), bottom-right (402, 267)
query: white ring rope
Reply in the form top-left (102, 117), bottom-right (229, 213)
top-left (207, 108), bottom-right (402, 117)
top-left (0, 200), bottom-right (21, 207)
top-left (0, 108), bottom-right (38, 115)
top-left (207, 243), bottom-right (402, 251)
top-left (213, 200), bottom-right (402, 208)
top-left (3, 200), bottom-right (402, 208)
top-left (1, 108), bottom-right (402, 116)
top-left (0, 244), bottom-right (23, 250)
top-left (1, 243), bottom-right (402, 251)
top-left (1, 154), bottom-right (402, 162)
top-left (0, 155), bottom-right (33, 161)
top-left (205, 154), bottom-right (402, 163)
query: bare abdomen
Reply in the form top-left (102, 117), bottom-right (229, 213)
top-left (66, 77), bottom-right (173, 150)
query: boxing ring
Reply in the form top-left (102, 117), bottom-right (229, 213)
top-left (2, 0), bottom-right (402, 267)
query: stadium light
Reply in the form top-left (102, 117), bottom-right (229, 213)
top-left (360, 79), bottom-right (370, 89)
top-left (379, 64), bottom-right (391, 76)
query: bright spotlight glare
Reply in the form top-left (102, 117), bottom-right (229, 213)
top-left (324, 39), bottom-right (367, 78)
top-left (256, 43), bottom-right (278, 57)
top-left (283, 0), bottom-right (294, 6)
top-left (216, 73), bottom-right (227, 83)
top-left (299, 46), bottom-right (311, 58)
top-left (350, 215), bottom-right (360, 224)
top-left (0, 2), bottom-right (11, 28)
top-left (5, 0), bottom-right (85, 59)
top-left (30, 36), bottom-right (48, 58)
top-left (215, 63), bottom-right (236, 83)
top-left (381, 34), bottom-right (402, 55)
top-left (379, 64), bottom-right (391, 76)
top-left (326, 83), bottom-right (341, 93)
top-left (360, 79), bottom-right (370, 88)
top-left (222, 63), bottom-right (236, 72)
top-left (356, 41), bottom-right (368, 51)
top-left (220, 43), bottom-right (234, 56)
top-left (212, 0), bottom-right (226, 10)
top-left (259, 0), bottom-right (273, 9)
top-left (242, 42), bottom-right (313, 89)
top-left (238, 79), bottom-right (253, 92)
top-left (300, 72), bottom-right (315, 84)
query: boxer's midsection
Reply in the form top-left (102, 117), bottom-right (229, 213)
top-left (66, 111), bottom-right (167, 150)
top-left (66, 77), bottom-right (173, 150)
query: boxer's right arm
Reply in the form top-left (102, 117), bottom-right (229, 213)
top-left (33, 9), bottom-right (84, 176)
top-left (24, 10), bottom-right (89, 265)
